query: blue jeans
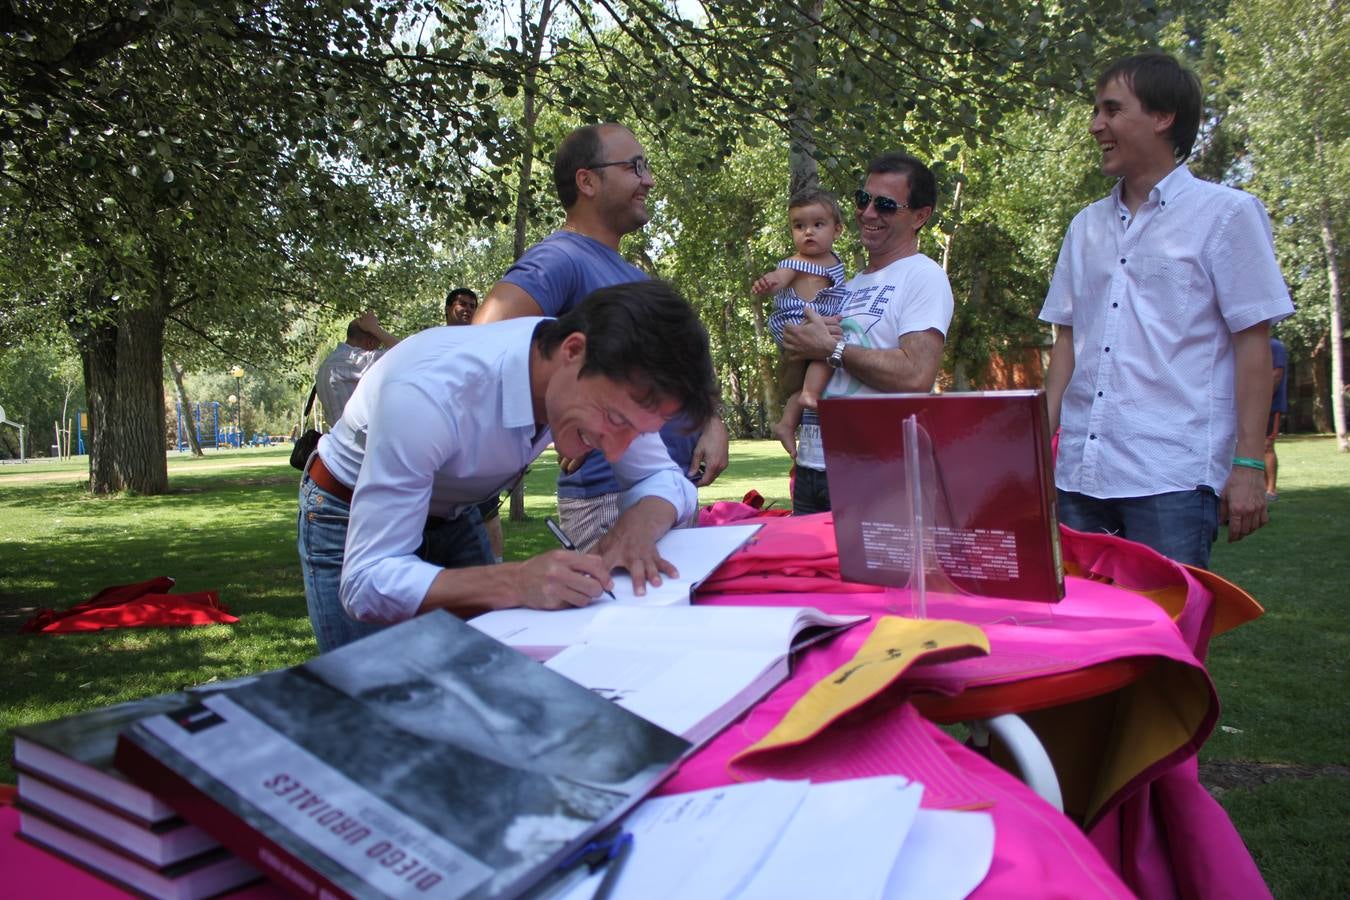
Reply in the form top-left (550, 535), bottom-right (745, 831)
top-left (792, 465), bottom-right (832, 515)
top-left (1056, 488), bottom-right (1220, 569)
top-left (297, 477), bottom-right (493, 653)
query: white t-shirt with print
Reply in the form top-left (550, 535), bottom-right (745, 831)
top-left (797, 253), bottom-right (954, 471)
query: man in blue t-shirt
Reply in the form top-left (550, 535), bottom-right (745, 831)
top-left (1265, 336), bottom-right (1288, 501)
top-left (477, 122), bottom-right (728, 555)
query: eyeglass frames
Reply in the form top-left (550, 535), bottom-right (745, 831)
top-left (854, 189), bottom-right (910, 215)
top-left (588, 155), bottom-right (650, 179)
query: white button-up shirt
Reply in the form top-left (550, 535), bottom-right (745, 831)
top-left (1040, 166), bottom-right (1293, 498)
top-left (318, 318), bottom-right (697, 623)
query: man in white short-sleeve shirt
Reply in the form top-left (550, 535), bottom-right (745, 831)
top-left (782, 152), bottom-right (955, 514)
top-left (1040, 52), bottom-right (1293, 568)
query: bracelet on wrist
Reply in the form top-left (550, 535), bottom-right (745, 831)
top-left (1231, 456), bottom-right (1266, 472)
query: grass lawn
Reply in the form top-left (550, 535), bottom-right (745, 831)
top-left (1, 437), bottom-right (1346, 896)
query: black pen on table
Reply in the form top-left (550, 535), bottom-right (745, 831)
top-left (545, 516), bottom-right (616, 601)
top-left (590, 831), bottom-right (633, 900)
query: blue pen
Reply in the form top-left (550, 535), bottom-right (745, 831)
top-left (524, 830), bottom-right (629, 899)
top-left (545, 516), bottom-right (617, 601)
top-left (590, 832), bottom-right (634, 900)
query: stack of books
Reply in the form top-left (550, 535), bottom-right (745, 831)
top-left (11, 581), bottom-right (866, 898)
top-left (12, 679), bottom-right (263, 899)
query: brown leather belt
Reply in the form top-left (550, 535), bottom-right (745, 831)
top-left (307, 454), bottom-right (353, 503)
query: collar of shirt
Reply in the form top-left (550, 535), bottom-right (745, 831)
top-left (1111, 164), bottom-right (1195, 224)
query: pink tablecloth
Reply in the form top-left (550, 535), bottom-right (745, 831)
top-left (680, 514), bottom-right (1270, 900)
top-left (0, 521), bottom-right (1267, 899)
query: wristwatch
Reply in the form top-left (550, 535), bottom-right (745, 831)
top-left (827, 339), bottom-right (847, 369)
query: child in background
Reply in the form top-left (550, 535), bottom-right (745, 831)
top-left (752, 188), bottom-right (847, 458)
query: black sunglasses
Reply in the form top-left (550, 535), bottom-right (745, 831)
top-left (854, 189), bottom-right (910, 215)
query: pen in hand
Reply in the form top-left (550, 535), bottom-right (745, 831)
top-left (545, 517), bottom-right (617, 601)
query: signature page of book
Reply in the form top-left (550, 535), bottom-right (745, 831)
top-left (468, 524), bottom-right (762, 656)
top-left (607, 523), bottom-right (762, 605)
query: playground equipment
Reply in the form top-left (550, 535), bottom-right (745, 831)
top-left (173, 400), bottom-right (224, 451)
top-left (0, 403), bottom-right (25, 462)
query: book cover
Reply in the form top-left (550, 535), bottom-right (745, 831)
top-left (12, 673), bottom-right (259, 827)
top-left (818, 391), bottom-right (1064, 602)
top-left (115, 611), bottom-right (690, 900)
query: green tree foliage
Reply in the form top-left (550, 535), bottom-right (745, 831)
top-left (1219, 0), bottom-right (1347, 446)
top-left (0, 332), bottom-right (84, 458)
top-left (1, 0), bottom-right (506, 492)
top-left (1, 0), bottom-right (1210, 487)
top-left (938, 100), bottom-right (1108, 388)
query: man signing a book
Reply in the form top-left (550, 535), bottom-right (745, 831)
top-left (297, 281), bottom-right (719, 652)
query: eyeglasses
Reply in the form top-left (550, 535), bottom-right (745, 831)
top-left (588, 155), bottom-right (650, 179)
top-left (854, 189), bottom-right (910, 215)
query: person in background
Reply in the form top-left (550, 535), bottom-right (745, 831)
top-left (475, 122), bottom-right (728, 551)
top-left (315, 311), bottom-right (399, 428)
top-left (446, 287), bottom-right (479, 325)
top-left (1040, 52), bottom-right (1294, 567)
top-left (1266, 336), bottom-right (1288, 502)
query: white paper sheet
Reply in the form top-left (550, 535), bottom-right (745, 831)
top-left (735, 777), bottom-right (923, 900)
top-left (882, 808), bottom-right (995, 900)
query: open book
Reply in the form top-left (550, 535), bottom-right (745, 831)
top-left (470, 523), bottom-right (762, 657)
top-left (115, 612), bottom-right (689, 900)
top-left (545, 605), bottom-right (865, 747)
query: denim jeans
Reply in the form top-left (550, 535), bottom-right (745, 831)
top-left (792, 465), bottom-right (832, 516)
top-left (1056, 487), bottom-right (1220, 569)
top-left (297, 476), bottom-right (493, 653)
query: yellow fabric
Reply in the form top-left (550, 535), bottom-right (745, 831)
top-left (730, 617), bottom-right (989, 764)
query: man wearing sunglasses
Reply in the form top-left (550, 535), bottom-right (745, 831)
top-left (475, 122), bottom-right (729, 572)
top-left (781, 152), bottom-right (955, 515)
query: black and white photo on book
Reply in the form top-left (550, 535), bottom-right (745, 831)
top-left (116, 611), bottom-right (690, 900)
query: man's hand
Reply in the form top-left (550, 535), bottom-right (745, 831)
top-left (556, 452), bottom-right (590, 475)
top-left (782, 307), bottom-right (842, 362)
top-left (688, 415), bottom-right (729, 486)
top-left (595, 497), bottom-right (679, 596)
top-left (513, 550), bottom-right (614, 609)
top-left (1220, 465), bottom-right (1269, 543)
top-left (752, 268), bottom-right (794, 296)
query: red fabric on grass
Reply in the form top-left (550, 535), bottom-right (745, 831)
top-left (19, 576), bottom-right (237, 634)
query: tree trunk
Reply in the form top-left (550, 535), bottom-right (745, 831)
top-left (77, 314), bottom-right (121, 492)
top-left (70, 276), bottom-right (171, 494)
top-left (785, 0), bottom-right (824, 197)
top-left (1310, 347), bottom-right (1331, 432)
top-left (110, 303), bottom-right (169, 492)
top-left (1318, 193), bottom-right (1346, 450)
top-left (169, 359), bottom-right (205, 457)
top-left (505, 0), bottom-right (555, 522)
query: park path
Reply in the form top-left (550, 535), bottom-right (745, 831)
top-left (0, 456), bottom-right (290, 486)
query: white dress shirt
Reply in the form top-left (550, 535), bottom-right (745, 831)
top-left (318, 318), bottom-right (697, 623)
top-left (1040, 166), bottom-right (1293, 498)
